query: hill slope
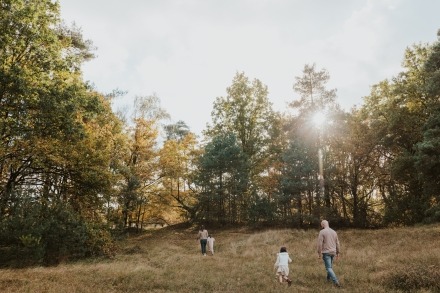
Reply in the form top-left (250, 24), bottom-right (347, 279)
top-left (1, 224), bottom-right (439, 292)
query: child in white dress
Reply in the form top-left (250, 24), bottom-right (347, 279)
top-left (274, 246), bottom-right (292, 286)
top-left (207, 234), bottom-right (215, 255)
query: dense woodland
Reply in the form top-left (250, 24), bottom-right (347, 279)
top-left (1, 0), bottom-right (440, 265)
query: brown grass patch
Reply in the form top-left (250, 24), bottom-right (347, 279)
top-left (382, 264), bottom-right (440, 292)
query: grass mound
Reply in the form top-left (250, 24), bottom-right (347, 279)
top-left (383, 264), bottom-right (440, 292)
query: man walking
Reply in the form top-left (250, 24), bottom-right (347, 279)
top-left (317, 220), bottom-right (341, 287)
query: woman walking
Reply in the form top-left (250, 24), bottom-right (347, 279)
top-left (197, 225), bottom-right (209, 256)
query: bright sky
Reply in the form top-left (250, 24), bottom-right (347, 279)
top-left (58, 0), bottom-right (440, 136)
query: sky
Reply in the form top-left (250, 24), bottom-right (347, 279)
top-left (58, 0), bottom-right (440, 136)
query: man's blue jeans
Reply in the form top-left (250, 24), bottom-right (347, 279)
top-left (200, 239), bottom-right (207, 254)
top-left (322, 253), bottom-right (339, 284)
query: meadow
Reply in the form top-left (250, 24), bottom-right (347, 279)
top-left (0, 224), bottom-right (439, 293)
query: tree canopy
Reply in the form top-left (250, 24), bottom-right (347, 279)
top-left (1, 0), bottom-right (439, 266)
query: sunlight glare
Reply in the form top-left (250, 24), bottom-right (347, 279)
top-left (313, 111), bottom-right (326, 128)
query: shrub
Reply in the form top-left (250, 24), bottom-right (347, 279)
top-left (383, 264), bottom-right (440, 292)
top-left (0, 199), bottom-right (116, 266)
top-left (84, 222), bottom-right (117, 257)
top-left (423, 204), bottom-right (440, 224)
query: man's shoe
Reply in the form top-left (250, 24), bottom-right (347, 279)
top-left (334, 282), bottom-right (342, 288)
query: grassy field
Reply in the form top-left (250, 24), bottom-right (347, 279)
top-left (1, 223), bottom-right (439, 293)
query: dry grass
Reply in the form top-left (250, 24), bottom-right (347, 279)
top-left (1, 224), bottom-right (440, 293)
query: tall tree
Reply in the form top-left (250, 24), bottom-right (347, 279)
top-left (195, 133), bottom-right (249, 224)
top-left (206, 72), bottom-right (278, 173)
top-left (279, 138), bottom-right (316, 226)
top-left (336, 109), bottom-right (383, 227)
top-left (157, 130), bottom-right (200, 222)
top-left (291, 63), bottom-right (337, 113)
top-left (116, 95), bottom-right (169, 230)
top-left (286, 64), bottom-right (341, 222)
top-left (361, 44), bottom-right (433, 225)
top-left (0, 0), bottom-right (120, 262)
top-left (414, 32), bottom-right (440, 222)
top-left (204, 72), bottom-right (280, 221)
top-left (414, 108), bottom-right (440, 223)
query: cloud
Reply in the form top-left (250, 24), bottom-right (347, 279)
top-left (59, 0), bottom-right (440, 134)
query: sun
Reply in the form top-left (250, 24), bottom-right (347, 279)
top-left (312, 110), bottom-right (326, 128)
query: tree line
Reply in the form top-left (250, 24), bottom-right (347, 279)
top-left (1, 0), bottom-right (439, 265)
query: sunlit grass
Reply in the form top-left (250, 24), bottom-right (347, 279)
top-left (1, 224), bottom-right (439, 292)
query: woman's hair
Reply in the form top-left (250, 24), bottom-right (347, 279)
top-left (280, 246), bottom-right (287, 253)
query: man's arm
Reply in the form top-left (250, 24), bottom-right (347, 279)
top-left (317, 232), bottom-right (323, 258)
top-left (335, 234), bottom-right (340, 256)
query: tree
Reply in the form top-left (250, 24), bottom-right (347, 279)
top-left (361, 44), bottom-right (433, 225)
top-left (206, 72), bottom-right (279, 173)
top-left (204, 72), bottom-right (280, 221)
top-left (164, 120), bottom-right (190, 141)
top-left (0, 0), bottom-right (119, 263)
top-left (291, 63), bottom-right (337, 113)
top-left (414, 34), bottom-right (440, 223)
top-left (336, 109), bottom-right (383, 227)
top-left (279, 138), bottom-right (316, 226)
top-left (116, 95), bottom-right (169, 230)
top-left (415, 108), bottom-right (440, 222)
top-left (157, 129), bottom-right (200, 222)
top-left (286, 64), bottom-right (341, 222)
top-left (195, 133), bottom-right (249, 224)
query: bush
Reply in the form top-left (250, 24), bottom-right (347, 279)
top-left (42, 203), bottom-right (117, 264)
top-left (423, 204), bottom-right (440, 224)
top-left (0, 199), bottom-right (116, 267)
top-left (383, 264), bottom-right (440, 292)
top-left (84, 222), bottom-right (117, 258)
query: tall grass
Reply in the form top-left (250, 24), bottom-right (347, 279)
top-left (1, 224), bottom-right (439, 292)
